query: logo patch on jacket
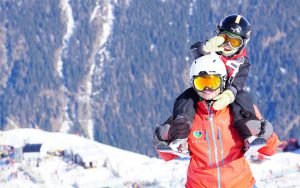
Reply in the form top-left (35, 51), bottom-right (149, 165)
top-left (193, 131), bottom-right (202, 139)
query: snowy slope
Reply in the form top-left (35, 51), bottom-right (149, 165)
top-left (1, 129), bottom-right (300, 188)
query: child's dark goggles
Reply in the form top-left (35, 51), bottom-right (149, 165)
top-left (192, 75), bottom-right (222, 92)
top-left (218, 31), bottom-right (243, 48)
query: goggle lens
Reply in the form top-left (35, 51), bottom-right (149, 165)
top-left (218, 32), bottom-right (243, 48)
top-left (193, 75), bottom-right (222, 92)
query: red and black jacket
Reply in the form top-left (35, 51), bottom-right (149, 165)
top-left (173, 42), bottom-right (251, 121)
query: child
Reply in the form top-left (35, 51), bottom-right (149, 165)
top-left (170, 14), bottom-right (272, 150)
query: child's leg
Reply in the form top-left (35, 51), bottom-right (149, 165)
top-left (231, 90), bottom-right (256, 125)
top-left (155, 87), bottom-right (198, 144)
top-left (231, 90), bottom-right (273, 141)
top-left (154, 88), bottom-right (197, 152)
top-left (173, 87), bottom-right (199, 122)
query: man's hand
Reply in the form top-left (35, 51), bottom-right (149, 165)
top-left (203, 36), bottom-right (225, 53)
top-left (213, 90), bottom-right (235, 110)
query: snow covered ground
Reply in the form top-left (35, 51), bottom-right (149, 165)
top-left (0, 128), bottom-right (300, 188)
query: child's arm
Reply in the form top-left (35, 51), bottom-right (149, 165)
top-left (228, 57), bottom-right (250, 96)
top-left (189, 41), bottom-right (207, 59)
top-left (189, 36), bottom-right (225, 60)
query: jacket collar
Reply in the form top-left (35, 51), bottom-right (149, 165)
top-left (220, 48), bottom-right (247, 61)
top-left (196, 99), bottom-right (228, 116)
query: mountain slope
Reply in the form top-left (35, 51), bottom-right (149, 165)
top-left (0, 1), bottom-right (299, 156)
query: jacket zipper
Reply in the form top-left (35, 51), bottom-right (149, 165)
top-left (202, 101), bottom-right (213, 168)
top-left (207, 103), bottom-right (221, 188)
top-left (218, 128), bottom-right (225, 166)
top-left (205, 130), bottom-right (213, 167)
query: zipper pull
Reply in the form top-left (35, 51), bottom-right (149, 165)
top-left (207, 101), bottom-right (214, 117)
top-left (201, 100), bottom-right (214, 117)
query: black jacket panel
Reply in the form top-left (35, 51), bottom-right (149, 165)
top-left (231, 57), bottom-right (250, 91)
top-left (173, 87), bottom-right (199, 122)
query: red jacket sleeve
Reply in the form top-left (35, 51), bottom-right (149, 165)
top-left (258, 133), bottom-right (279, 156)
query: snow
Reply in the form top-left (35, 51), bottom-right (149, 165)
top-left (98, 1), bottom-right (114, 47)
top-left (59, 1), bottom-right (116, 139)
top-left (90, 4), bottom-right (101, 22)
top-left (150, 44), bottom-right (155, 51)
top-left (185, 56), bottom-right (189, 62)
top-left (57, 0), bottom-right (75, 78)
top-left (280, 67), bottom-right (286, 74)
top-left (250, 152), bottom-right (300, 187)
top-left (188, 2), bottom-right (195, 16)
top-left (85, 1), bottom-right (115, 140)
top-left (59, 104), bottom-right (73, 133)
top-left (1, 128), bottom-right (300, 188)
top-left (57, 0), bottom-right (76, 133)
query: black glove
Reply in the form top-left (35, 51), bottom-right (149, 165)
top-left (168, 114), bottom-right (192, 141)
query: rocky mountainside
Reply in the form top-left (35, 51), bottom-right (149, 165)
top-left (0, 0), bottom-right (299, 156)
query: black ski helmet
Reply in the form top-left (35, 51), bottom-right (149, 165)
top-left (217, 14), bottom-right (251, 54)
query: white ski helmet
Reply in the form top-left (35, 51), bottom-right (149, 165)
top-left (190, 53), bottom-right (227, 92)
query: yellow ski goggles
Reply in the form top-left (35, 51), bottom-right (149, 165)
top-left (192, 75), bottom-right (222, 92)
top-left (218, 31), bottom-right (243, 48)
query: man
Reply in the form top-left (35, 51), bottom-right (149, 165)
top-left (154, 54), bottom-right (278, 188)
